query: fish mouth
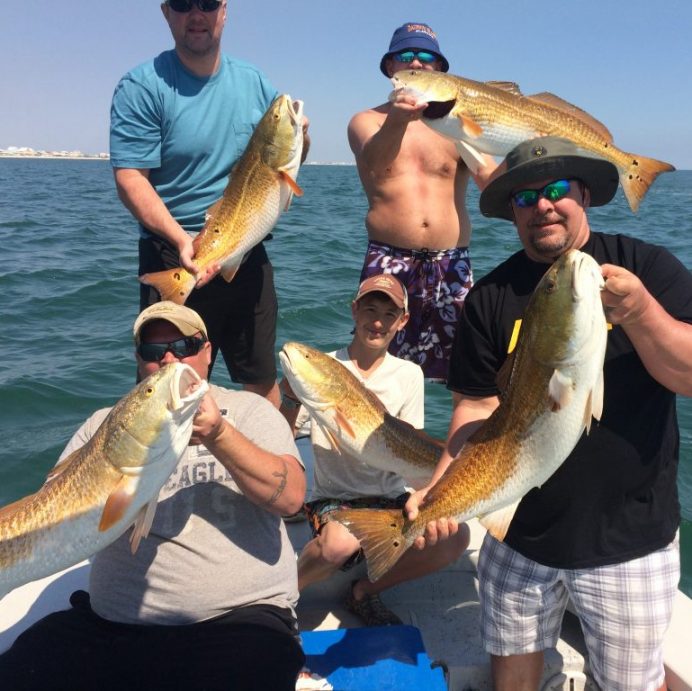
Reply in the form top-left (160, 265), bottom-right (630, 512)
top-left (571, 251), bottom-right (605, 302)
top-left (279, 343), bottom-right (314, 391)
top-left (285, 96), bottom-right (304, 126)
top-left (169, 364), bottom-right (207, 413)
top-left (389, 72), bottom-right (456, 118)
top-left (422, 99), bottom-right (456, 119)
top-left (279, 343), bottom-right (296, 372)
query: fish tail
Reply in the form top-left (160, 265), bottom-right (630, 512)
top-left (331, 507), bottom-right (410, 583)
top-left (619, 153), bottom-right (675, 212)
top-left (139, 268), bottom-right (195, 305)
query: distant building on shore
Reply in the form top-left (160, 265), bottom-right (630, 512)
top-left (0, 146), bottom-right (109, 160)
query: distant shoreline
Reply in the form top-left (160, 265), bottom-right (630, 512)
top-left (0, 153), bottom-right (108, 161)
top-left (0, 154), bottom-right (357, 165)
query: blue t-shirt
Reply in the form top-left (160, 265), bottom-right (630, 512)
top-left (110, 50), bottom-right (277, 233)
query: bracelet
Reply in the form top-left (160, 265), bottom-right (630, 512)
top-left (281, 393), bottom-right (301, 410)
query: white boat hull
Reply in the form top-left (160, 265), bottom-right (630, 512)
top-left (2, 439), bottom-right (691, 690)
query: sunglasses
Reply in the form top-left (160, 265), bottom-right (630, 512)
top-left (393, 50), bottom-right (438, 64)
top-left (512, 179), bottom-right (577, 208)
top-left (137, 336), bottom-right (207, 363)
top-left (167, 0), bottom-right (223, 13)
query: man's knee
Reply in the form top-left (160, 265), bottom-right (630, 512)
top-left (318, 523), bottom-right (361, 566)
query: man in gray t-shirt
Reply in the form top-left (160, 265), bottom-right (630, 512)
top-left (0, 302), bottom-right (306, 691)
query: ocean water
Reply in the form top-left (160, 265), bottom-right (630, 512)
top-left (1, 159), bottom-right (690, 597)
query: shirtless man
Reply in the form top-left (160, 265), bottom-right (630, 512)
top-left (348, 22), bottom-right (497, 382)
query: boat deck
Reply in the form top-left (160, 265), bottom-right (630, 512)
top-left (1, 438), bottom-right (691, 690)
top-left (290, 516), bottom-right (598, 690)
top-left (1, 517), bottom-right (691, 690)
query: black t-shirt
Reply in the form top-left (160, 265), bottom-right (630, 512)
top-left (448, 232), bottom-right (692, 568)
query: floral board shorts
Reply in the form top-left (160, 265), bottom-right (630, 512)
top-left (304, 494), bottom-right (409, 571)
top-left (360, 240), bottom-right (473, 382)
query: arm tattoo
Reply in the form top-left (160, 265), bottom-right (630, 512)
top-left (266, 459), bottom-right (288, 506)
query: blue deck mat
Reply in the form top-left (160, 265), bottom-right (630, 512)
top-left (300, 625), bottom-right (447, 689)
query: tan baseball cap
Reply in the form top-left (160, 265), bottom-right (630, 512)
top-left (355, 274), bottom-right (408, 312)
top-left (133, 301), bottom-right (208, 344)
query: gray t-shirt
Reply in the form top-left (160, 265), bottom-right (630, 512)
top-left (58, 385), bottom-right (302, 625)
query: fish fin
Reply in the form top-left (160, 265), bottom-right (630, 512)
top-left (495, 351), bottom-right (516, 396)
top-left (456, 113), bottom-right (484, 139)
top-left (485, 80), bottom-right (523, 96)
top-left (279, 171), bottom-right (304, 198)
top-left (618, 153), bottom-right (675, 213)
top-left (139, 267), bottom-right (195, 305)
top-left (219, 257), bottom-right (243, 283)
top-left (205, 197), bottom-right (224, 223)
top-left (412, 427), bottom-right (446, 452)
top-left (334, 408), bottom-right (357, 439)
top-left (385, 413), bottom-right (445, 451)
top-left (583, 368), bottom-right (605, 433)
top-left (129, 498), bottom-right (158, 554)
top-left (332, 508), bottom-right (409, 582)
top-left (479, 500), bottom-right (520, 542)
top-left (527, 92), bottom-right (614, 141)
top-left (455, 140), bottom-right (486, 174)
top-left (583, 390), bottom-right (594, 435)
top-left (321, 425), bottom-right (343, 455)
top-left (44, 449), bottom-right (80, 483)
top-left (548, 369), bottom-right (574, 412)
top-left (99, 475), bottom-right (138, 532)
top-left (0, 493), bottom-right (37, 519)
top-left (592, 368), bottom-right (604, 422)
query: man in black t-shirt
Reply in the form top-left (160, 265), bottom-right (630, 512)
top-left (406, 137), bottom-right (692, 691)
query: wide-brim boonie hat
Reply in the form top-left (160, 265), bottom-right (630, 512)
top-left (133, 301), bottom-right (208, 344)
top-left (479, 136), bottom-right (620, 220)
top-left (380, 22), bottom-right (449, 77)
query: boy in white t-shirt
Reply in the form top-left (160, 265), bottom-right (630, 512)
top-left (280, 274), bottom-right (470, 627)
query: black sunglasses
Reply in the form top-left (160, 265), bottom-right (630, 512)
top-left (137, 336), bottom-right (207, 363)
top-left (167, 0), bottom-right (223, 13)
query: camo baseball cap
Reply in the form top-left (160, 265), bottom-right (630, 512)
top-left (133, 301), bottom-right (208, 344)
top-left (355, 274), bottom-right (409, 312)
top-left (380, 22), bottom-right (449, 76)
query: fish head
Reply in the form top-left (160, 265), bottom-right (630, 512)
top-left (103, 362), bottom-right (209, 474)
top-left (389, 69), bottom-right (458, 120)
top-left (524, 249), bottom-right (606, 366)
top-left (279, 342), bottom-right (346, 412)
top-left (254, 94), bottom-right (305, 172)
top-left (390, 69), bottom-right (481, 146)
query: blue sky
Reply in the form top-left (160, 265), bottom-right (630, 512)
top-left (1, 0), bottom-right (691, 168)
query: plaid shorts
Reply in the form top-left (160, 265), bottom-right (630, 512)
top-left (478, 533), bottom-right (680, 691)
top-left (304, 494), bottom-right (409, 571)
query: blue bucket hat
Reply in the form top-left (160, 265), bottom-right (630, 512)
top-left (380, 22), bottom-right (449, 77)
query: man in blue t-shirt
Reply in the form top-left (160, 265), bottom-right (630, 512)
top-left (406, 137), bottom-right (692, 691)
top-left (110, 0), bottom-right (309, 406)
